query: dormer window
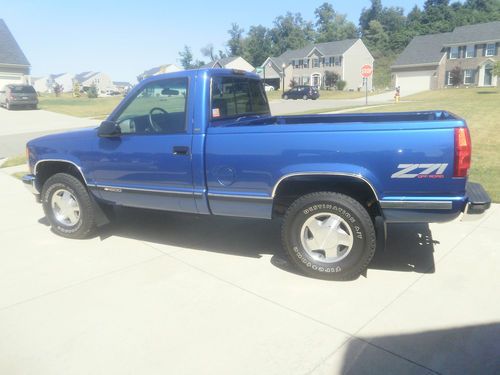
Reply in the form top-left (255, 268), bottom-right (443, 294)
top-left (485, 43), bottom-right (496, 57)
top-left (465, 45), bottom-right (475, 58)
top-left (449, 46), bottom-right (459, 59)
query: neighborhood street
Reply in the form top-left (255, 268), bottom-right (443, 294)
top-left (0, 169), bottom-right (498, 374)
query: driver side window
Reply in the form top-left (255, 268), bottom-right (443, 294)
top-left (115, 77), bottom-right (188, 135)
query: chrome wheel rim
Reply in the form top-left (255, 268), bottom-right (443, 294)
top-left (51, 189), bottom-right (80, 226)
top-left (300, 213), bottom-right (354, 263)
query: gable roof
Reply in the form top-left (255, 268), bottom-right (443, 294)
top-left (0, 19), bottom-right (30, 66)
top-left (277, 39), bottom-right (359, 62)
top-left (74, 71), bottom-right (99, 83)
top-left (445, 21), bottom-right (500, 46)
top-left (392, 32), bottom-right (452, 67)
top-left (200, 56), bottom-right (240, 69)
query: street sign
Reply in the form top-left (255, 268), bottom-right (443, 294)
top-left (361, 64), bottom-right (373, 78)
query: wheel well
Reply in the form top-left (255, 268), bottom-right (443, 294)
top-left (272, 175), bottom-right (381, 218)
top-left (35, 161), bottom-right (86, 191)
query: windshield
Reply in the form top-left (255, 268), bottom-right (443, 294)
top-left (211, 76), bottom-right (269, 121)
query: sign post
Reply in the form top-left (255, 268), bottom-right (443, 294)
top-left (361, 64), bottom-right (373, 105)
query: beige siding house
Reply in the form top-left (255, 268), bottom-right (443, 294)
top-left (137, 64), bottom-right (183, 81)
top-left (259, 39), bottom-right (374, 91)
top-left (0, 19), bottom-right (31, 88)
top-left (201, 56), bottom-right (255, 72)
top-left (74, 71), bottom-right (113, 93)
top-left (392, 21), bottom-right (500, 91)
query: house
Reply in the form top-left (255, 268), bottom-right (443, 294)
top-left (48, 73), bottom-right (74, 92)
top-left (392, 21), bottom-right (500, 90)
top-left (259, 39), bottom-right (374, 90)
top-left (200, 56), bottom-right (255, 72)
top-left (0, 19), bottom-right (31, 88)
top-left (74, 71), bottom-right (113, 93)
top-left (137, 64), bottom-right (182, 81)
top-left (32, 76), bottom-right (50, 93)
top-left (112, 81), bottom-right (133, 93)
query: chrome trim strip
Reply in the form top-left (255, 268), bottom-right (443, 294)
top-left (271, 172), bottom-right (379, 200)
top-left (380, 200), bottom-right (452, 210)
top-left (96, 185), bottom-right (202, 196)
top-left (34, 159), bottom-right (89, 185)
top-left (207, 192), bottom-right (273, 200)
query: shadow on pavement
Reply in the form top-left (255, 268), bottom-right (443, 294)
top-left (94, 207), bottom-right (437, 278)
top-left (340, 322), bottom-right (500, 374)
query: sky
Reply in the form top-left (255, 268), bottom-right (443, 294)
top-left (1, 0), bottom-right (426, 83)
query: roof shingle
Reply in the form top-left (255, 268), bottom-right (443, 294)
top-left (0, 19), bottom-right (30, 66)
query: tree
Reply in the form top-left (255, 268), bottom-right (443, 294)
top-left (324, 71), bottom-right (340, 89)
top-left (359, 0), bottom-right (383, 34)
top-left (314, 2), bottom-right (358, 42)
top-left (493, 61), bottom-right (500, 77)
top-left (270, 12), bottom-right (315, 55)
top-left (227, 23), bottom-right (244, 56)
top-left (72, 81), bottom-right (81, 97)
top-left (179, 45), bottom-right (194, 69)
top-left (449, 66), bottom-right (462, 86)
top-left (363, 20), bottom-right (389, 52)
top-left (242, 25), bottom-right (275, 67)
top-left (53, 83), bottom-right (63, 97)
top-left (201, 44), bottom-right (216, 62)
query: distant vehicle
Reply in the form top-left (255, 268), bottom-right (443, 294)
top-left (282, 85), bottom-right (319, 100)
top-left (264, 84), bottom-right (275, 92)
top-left (0, 84), bottom-right (38, 110)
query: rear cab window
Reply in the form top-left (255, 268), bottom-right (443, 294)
top-left (211, 76), bottom-right (269, 122)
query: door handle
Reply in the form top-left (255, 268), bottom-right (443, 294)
top-left (173, 146), bottom-right (190, 156)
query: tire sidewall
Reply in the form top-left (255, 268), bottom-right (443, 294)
top-left (284, 194), bottom-right (374, 279)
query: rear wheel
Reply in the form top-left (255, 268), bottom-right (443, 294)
top-left (281, 192), bottom-right (376, 280)
top-left (41, 173), bottom-right (97, 239)
top-left (283, 95), bottom-right (288, 100)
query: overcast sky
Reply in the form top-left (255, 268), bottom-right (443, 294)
top-left (2, 0), bottom-right (425, 82)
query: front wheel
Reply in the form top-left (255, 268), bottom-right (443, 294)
top-left (41, 173), bottom-right (97, 239)
top-left (281, 192), bottom-right (376, 280)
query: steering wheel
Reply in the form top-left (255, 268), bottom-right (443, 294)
top-left (148, 107), bottom-right (168, 132)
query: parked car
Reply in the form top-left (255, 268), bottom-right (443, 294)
top-left (282, 85), bottom-right (319, 100)
top-left (264, 84), bottom-right (275, 92)
top-left (0, 84), bottom-right (38, 110)
top-left (23, 69), bottom-right (491, 280)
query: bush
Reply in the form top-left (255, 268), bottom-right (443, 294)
top-left (324, 71), bottom-right (340, 89)
top-left (87, 84), bottom-right (98, 98)
top-left (53, 83), bottom-right (63, 97)
top-left (450, 66), bottom-right (462, 87)
top-left (336, 80), bottom-right (347, 91)
top-left (72, 81), bottom-right (81, 97)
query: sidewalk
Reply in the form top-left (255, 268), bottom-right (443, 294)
top-left (0, 170), bottom-right (498, 375)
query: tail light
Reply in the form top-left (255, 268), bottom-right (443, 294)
top-left (454, 127), bottom-right (471, 177)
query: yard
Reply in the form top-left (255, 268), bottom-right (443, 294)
top-left (354, 87), bottom-right (500, 202)
top-left (38, 93), bottom-right (122, 119)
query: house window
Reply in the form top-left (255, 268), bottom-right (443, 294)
top-left (485, 43), bottom-right (496, 57)
top-left (465, 45), bottom-right (475, 58)
top-left (446, 71), bottom-right (453, 86)
top-left (449, 46), bottom-right (460, 59)
top-left (303, 59), bottom-right (309, 68)
top-left (312, 59), bottom-right (320, 68)
top-left (463, 69), bottom-right (474, 85)
top-left (335, 57), bottom-right (342, 66)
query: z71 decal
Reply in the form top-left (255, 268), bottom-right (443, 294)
top-left (391, 163), bottom-right (448, 179)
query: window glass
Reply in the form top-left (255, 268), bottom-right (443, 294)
top-left (485, 43), bottom-right (496, 56)
top-left (465, 45), bottom-right (475, 58)
top-left (450, 46), bottom-right (459, 59)
top-left (116, 77), bottom-right (187, 134)
top-left (211, 76), bottom-right (270, 120)
top-left (10, 85), bottom-right (36, 93)
top-left (464, 69), bottom-right (475, 85)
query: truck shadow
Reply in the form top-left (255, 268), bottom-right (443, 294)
top-left (99, 207), bottom-right (437, 278)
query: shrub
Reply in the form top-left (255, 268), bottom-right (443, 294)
top-left (336, 80), bottom-right (347, 91)
top-left (87, 84), bottom-right (98, 98)
top-left (72, 81), bottom-right (81, 97)
top-left (450, 66), bottom-right (462, 87)
top-left (324, 71), bottom-right (340, 89)
top-left (53, 83), bottom-right (63, 97)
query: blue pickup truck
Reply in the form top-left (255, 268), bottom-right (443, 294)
top-left (23, 69), bottom-right (491, 280)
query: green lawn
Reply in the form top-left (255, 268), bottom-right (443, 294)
top-left (1, 155), bottom-right (27, 168)
top-left (353, 87), bottom-right (500, 202)
top-left (38, 93), bottom-right (123, 119)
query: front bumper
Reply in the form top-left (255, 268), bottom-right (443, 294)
top-left (22, 174), bottom-right (40, 197)
top-left (463, 182), bottom-right (491, 219)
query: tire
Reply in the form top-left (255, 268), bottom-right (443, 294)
top-left (281, 192), bottom-right (376, 280)
top-left (41, 173), bottom-right (97, 239)
top-left (6, 102), bottom-right (11, 110)
top-left (283, 95), bottom-right (288, 100)
top-left (303, 95), bottom-right (308, 100)
top-left (32, 104), bottom-right (38, 110)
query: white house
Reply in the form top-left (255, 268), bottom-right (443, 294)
top-left (74, 71), bottom-right (113, 93)
top-left (32, 76), bottom-right (50, 93)
top-left (137, 64), bottom-right (183, 81)
top-left (201, 56), bottom-right (255, 72)
top-left (49, 73), bottom-right (74, 92)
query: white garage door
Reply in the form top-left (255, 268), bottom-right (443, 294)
top-left (395, 70), bottom-right (434, 93)
top-left (0, 74), bottom-right (24, 89)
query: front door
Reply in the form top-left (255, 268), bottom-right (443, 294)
top-left (91, 77), bottom-right (197, 213)
top-left (484, 65), bottom-right (493, 86)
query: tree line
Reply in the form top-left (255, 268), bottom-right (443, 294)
top-left (179, 0), bottom-right (500, 87)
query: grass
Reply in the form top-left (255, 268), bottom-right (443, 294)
top-left (352, 87), bottom-right (500, 202)
top-left (1, 155), bottom-right (27, 168)
top-left (38, 93), bottom-right (122, 119)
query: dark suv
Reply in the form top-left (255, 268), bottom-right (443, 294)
top-left (0, 84), bottom-right (38, 110)
top-left (282, 85), bottom-right (320, 100)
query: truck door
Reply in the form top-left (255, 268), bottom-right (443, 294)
top-left (91, 76), bottom-right (197, 213)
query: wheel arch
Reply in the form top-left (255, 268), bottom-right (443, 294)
top-left (35, 159), bottom-right (88, 191)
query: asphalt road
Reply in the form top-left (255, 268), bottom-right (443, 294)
top-left (0, 170), bottom-right (498, 374)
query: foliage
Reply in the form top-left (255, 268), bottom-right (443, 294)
top-left (336, 80), bottom-right (347, 91)
top-left (227, 23), bottom-right (245, 56)
top-left (450, 66), bottom-right (463, 86)
top-left (270, 12), bottom-right (315, 56)
top-left (314, 2), bottom-right (358, 43)
top-left (242, 25), bottom-right (274, 67)
top-left (493, 61), bottom-right (500, 77)
top-left (289, 79), bottom-right (298, 88)
top-left (72, 81), bottom-right (81, 97)
top-left (178, 45), bottom-right (205, 69)
top-left (53, 83), bottom-right (63, 97)
top-left (87, 84), bottom-right (98, 99)
top-left (324, 71), bottom-right (340, 88)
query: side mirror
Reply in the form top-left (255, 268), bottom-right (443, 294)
top-left (98, 120), bottom-right (121, 137)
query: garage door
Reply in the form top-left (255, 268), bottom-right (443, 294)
top-left (0, 74), bottom-right (24, 89)
top-left (395, 70), bottom-right (434, 92)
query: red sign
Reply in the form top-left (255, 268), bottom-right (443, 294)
top-left (361, 64), bottom-right (373, 78)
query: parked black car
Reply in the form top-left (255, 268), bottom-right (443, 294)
top-left (0, 84), bottom-right (38, 110)
top-left (282, 85), bottom-right (320, 100)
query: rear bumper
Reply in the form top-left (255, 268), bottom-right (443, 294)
top-left (463, 182), bottom-right (491, 218)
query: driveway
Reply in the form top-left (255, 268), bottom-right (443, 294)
top-left (0, 170), bottom-right (498, 375)
top-left (0, 108), bottom-right (95, 157)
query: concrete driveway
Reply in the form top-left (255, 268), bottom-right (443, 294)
top-left (0, 170), bottom-right (498, 375)
top-left (0, 108), bottom-right (95, 157)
